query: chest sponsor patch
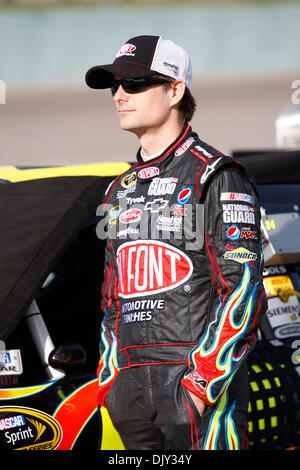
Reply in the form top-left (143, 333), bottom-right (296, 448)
top-left (117, 240), bottom-right (193, 298)
top-left (222, 203), bottom-right (255, 225)
top-left (138, 167), bottom-right (160, 179)
top-left (156, 214), bottom-right (182, 232)
top-left (109, 205), bottom-right (121, 226)
top-left (177, 186), bottom-right (192, 205)
top-left (126, 195), bottom-right (145, 205)
top-left (145, 198), bottom-right (168, 213)
top-left (148, 177), bottom-right (178, 196)
top-left (119, 208), bottom-right (142, 224)
top-left (121, 172), bottom-right (137, 189)
top-left (223, 246), bottom-right (257, 264)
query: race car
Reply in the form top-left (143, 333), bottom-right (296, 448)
top-left (233, 146), bottom-right (300, 450)
top-left (0, 163), bottom-right (129, 451)
top-left (0, 154), bottom-right (299, 451)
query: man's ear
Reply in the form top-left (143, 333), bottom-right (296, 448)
top-left (169, 80), bottom-right (185, 107)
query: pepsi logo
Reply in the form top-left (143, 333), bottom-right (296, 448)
top-left (225, 224), bottom-right (240, 241)
top-left (177, 186), bottom-right (192, 205)
top-left (119, 209), bottom-right (142, 224)
top-left (117, 240), bottom-right (193, 298)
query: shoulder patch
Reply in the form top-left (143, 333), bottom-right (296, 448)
top-left (195, 156), bottom-right (240, 200)
top-left (194, 144), bottom-right (215, 159)
top-left (174, 137), bottom-right (195, 156)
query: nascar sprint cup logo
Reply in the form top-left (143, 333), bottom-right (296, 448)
top-left (117, 240), bottom-right (193, 298)
top-left (0, 407), bottom-right (61, 450)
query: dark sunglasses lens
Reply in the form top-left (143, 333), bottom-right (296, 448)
top-left (111, 80), bottom-right (145, 96)
top-left (111, 83), bottom-right (119, 96)
top-left (123, 79), bottom-right (147, 93)
top-left (111, 78), bottom-right (166, 96)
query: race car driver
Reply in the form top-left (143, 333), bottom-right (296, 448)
top-left (85, 35), bottom-right (267, 450)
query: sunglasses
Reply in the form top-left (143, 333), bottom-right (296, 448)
top-left (111, 77), bottom-right (169, 96)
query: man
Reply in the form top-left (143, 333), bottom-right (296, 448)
top-left (85, 35), bottom-right (267, 450)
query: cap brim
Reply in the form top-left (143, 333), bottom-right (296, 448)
top-left (85, 62), bottom-right (155, 89)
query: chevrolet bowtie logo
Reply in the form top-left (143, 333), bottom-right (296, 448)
top-left (145, 199), bottom-right (169, 213)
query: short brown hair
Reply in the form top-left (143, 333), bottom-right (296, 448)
top-left (177, 86), bottom-right (197, 123)
top-left (158, 75), bottom-right (196, 123)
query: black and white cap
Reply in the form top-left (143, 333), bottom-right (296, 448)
top-left (85, 35), bottom-right (192, 90)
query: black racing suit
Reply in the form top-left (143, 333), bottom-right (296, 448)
top-left (96, 124), bottom-right (267, 450)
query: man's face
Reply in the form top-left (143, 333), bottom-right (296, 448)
top-left (112, 79), bottom-right (173, 137)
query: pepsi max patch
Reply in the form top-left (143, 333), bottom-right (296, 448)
top-left (224, 225), bottom-right (258, 242)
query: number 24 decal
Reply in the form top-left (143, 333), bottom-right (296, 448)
top-left (265, 219), bottom-right (276, 230)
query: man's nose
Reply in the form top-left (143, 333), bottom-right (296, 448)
top-left (113, 84), bottom-right (128, 101)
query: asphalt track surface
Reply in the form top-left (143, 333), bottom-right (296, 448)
top-left (1, 72), bottom-right (298, 167)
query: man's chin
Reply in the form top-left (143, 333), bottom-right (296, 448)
top-left (119, 121), bottom-right (140, 135)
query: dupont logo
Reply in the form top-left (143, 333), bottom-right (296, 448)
top-left (138, 167), bottom-right (160, 179)
top-left (175, 137), bottom-right (194, 156)
top-left (119, 208), bottom-right (142, 224)
top-left (117, 240), bottom-right (193, 298)
top-left (116, 43), bottom-right (136, 58)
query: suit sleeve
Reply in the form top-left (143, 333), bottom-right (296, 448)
top-left (181, 167), bottom-right (268, 406)
top-left (96, 236), bottom-right (120, 407)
